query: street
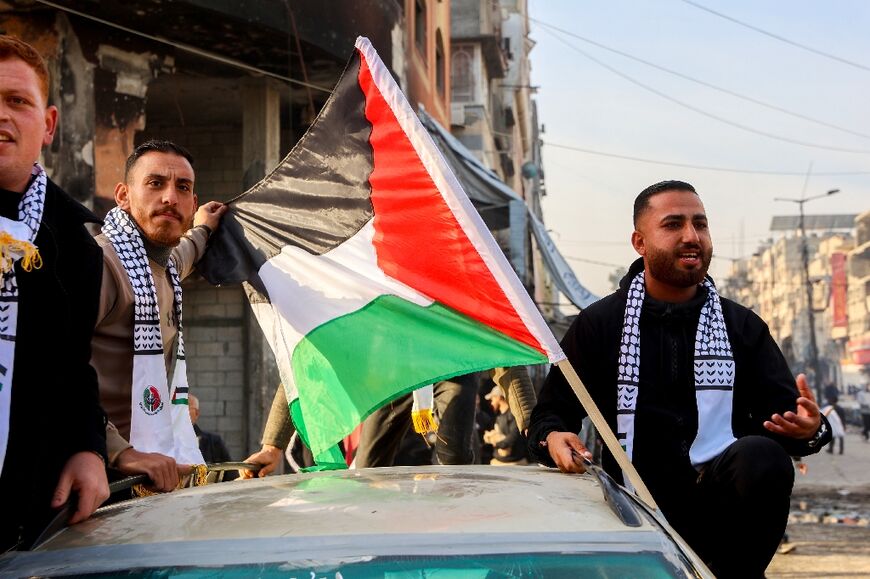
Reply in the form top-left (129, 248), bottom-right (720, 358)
top-left (768, 430), bottom-right (870, 578)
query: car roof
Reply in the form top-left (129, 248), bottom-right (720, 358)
top-left (43, 465), bottom-right (647, 549)
top-left (0, 465), bottom-right (711, 577)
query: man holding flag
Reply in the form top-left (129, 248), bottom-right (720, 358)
top-left (528, 180), bottom-right (831, 578)
top-left (93, 140), bottom-right (226, 492)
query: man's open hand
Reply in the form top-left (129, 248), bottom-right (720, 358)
top-left (763, 373), bottom-right (821, 440)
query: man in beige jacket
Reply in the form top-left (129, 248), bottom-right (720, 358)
top-left (93, 140), bottom-right (226, 492)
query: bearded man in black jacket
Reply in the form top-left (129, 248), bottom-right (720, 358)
top-left (528, 180), bottom-right (830, 578)
top-left (0, 35), bottom-right (109, 551)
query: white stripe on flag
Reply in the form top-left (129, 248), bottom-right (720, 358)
top-left (255, 219), bottom-right (432, 398)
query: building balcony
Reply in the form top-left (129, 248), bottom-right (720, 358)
top-left (450, 0), bottom-right (507, 79)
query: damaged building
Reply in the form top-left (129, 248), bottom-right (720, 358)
top-left (1, 0), bottom-right (589, 463)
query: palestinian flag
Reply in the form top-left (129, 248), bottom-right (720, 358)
top-left (199, 37), bottom-right (564, 465)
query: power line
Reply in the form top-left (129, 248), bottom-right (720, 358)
top-left (35, 0), bottom-right (333, 93)
top-left (557, 239), bottom-right (628, 247)
top-left (558, 234), bottom-right (776, 246)
top-left (543, 142), bottom-right (870, 175)
top-left (531, 17), bottom-right (870, 141)
top-left (563, 255), bottom-right (625, 268)
top-left (680, 0), bottom-right (870, 73)
top-left (537, 27), bottom-right (870, 155)
top-left (566, 253), bottom-right (775, 267)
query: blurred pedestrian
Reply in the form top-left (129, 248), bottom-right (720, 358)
top-left (858, 384), bottom-right (870, 442)
top-left (483, 386), bottom-right (528, 465)
top-left (821, 396), bottom-right (845, 455)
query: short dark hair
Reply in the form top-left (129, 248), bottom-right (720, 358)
top-left (633, 180), bottom-right (697, 227)
top-left (0, 35), bottom-right (50, 102)
top-left (125, 140), bottom-right (194, 182)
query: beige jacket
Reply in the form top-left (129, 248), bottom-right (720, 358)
top-left (94, 227), bottom-right (209, 464)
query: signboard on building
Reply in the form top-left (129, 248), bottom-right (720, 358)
top-left (831, 252), bottom-right (848, 329)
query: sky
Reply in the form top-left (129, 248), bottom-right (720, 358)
top-left (528, 0), bottom-right (870, 300)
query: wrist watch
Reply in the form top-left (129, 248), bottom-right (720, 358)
top-left (806, 420), bottom-right (829, 449)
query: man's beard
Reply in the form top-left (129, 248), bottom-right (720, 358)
top-left (146, 225), bottom-right (184, 247)
top-left (132, 207), bottom-right (192, 247)
top-left (645, 244), bottom-right (713, 288)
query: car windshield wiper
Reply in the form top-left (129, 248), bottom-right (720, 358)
top-left (578, 455), bottom-right (643, 528)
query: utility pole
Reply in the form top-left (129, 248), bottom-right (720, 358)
top-left (774, 189), bottom-right (840, 402)
top-left (797, 208), bottom-right (823, 402)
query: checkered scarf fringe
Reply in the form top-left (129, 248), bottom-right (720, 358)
top-left (0, 164), bottom-right (47, 475)
top-left (617, 271), bottom-right (737, 475)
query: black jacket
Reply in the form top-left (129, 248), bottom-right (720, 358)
top-left (529, 259), bottom-right (828, 502)
top-left (0, 179), bottom-right (106, 549)
top-left (492, 411), bottom-right (526, 462)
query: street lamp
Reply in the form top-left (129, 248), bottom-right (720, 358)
top-left (773, 189), bottom-right (840, 402)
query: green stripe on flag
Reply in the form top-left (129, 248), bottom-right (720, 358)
top-left (288, 400), bottom-right (348, 471)
top-left (289, 294), bottom-right (548, 459)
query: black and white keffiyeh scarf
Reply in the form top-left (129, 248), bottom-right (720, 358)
top-left (0, 164), bottom-right (46, 475)
top-left (103, 207), bottom-right (203, 464)
top-left (617, 271), bottom-right (736, 474)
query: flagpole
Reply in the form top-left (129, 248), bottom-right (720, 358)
top-left (556, 359), bottom-right (658, 510)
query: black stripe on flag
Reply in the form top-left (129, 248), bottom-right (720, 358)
top-left (198, 50), bottom-right (374, 289)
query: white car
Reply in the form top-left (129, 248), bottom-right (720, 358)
top-left (0, 465), bottom-right (712, 578)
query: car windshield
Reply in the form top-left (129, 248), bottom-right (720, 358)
top-left (77, 552), bottom-right (689, 578)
